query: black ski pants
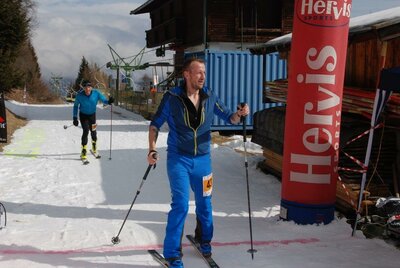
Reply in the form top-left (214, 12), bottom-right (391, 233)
top-left (79, 112), bottom-right (97, 146)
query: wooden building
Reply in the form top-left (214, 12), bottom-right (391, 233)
top-left (250, 8), bottom-right (400, 215)
top-left (130, 0), bottom-right (295, 70)
top-left (130, 0), bottom-right (293, 132)
top-left (250, 8), bottom-right (400, 90)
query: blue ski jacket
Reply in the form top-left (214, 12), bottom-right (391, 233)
top-left (73, 89), bottom-right (109, 117)
top-left (151, 86), bottom-right (234, 156)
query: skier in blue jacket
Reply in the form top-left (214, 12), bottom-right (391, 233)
top-left (73, 81), bottom-right (114, 160)
top-left (147, 58), bottom-right (249, 268)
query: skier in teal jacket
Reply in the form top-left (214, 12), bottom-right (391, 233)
top-left (147, 58), bottom-right (249, 268)
top-left (73, 81), bottom-right (114, 160)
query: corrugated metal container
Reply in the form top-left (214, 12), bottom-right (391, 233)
top-left (185, 50), bottom-right (287, 131)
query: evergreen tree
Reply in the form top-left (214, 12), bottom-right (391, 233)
top-left (0, 0), bottom-right (33, 92)
top-left (74, 57), bottom-right (90, 90)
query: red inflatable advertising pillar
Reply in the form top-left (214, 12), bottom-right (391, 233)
top-left (281, 0), bottom-right (352, 224)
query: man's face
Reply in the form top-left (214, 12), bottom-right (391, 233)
top-left (84, 85), bottom-right (92, 96)
top-left (185, 61), bottom-right (206, 91)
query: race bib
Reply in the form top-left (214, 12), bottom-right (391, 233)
top-left (202, 173), bottom-right (213, 197)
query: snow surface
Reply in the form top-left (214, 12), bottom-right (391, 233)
top-left (0, 101), bottom-right (399, 268)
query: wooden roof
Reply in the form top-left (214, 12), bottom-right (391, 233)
top-left (130, 0), bottom-right (162, 15)
top-left (250, 7), bottom-right (400, 55)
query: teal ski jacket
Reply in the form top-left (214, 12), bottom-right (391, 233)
top-left (73, 89), bottom-right (109, 117)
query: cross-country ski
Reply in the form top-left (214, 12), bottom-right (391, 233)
top-left (90, 149), bottom-right (101, 159)
top-left (186, 235), bottom-right (220, 268)
top-left (148, 249), bottom-right (169, 268)
top-left (81, 157), bottom-right (89, 165)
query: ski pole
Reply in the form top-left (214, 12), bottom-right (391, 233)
top-left (240, 103), bottom-right (257, 259)
top-left (111, 154), bottom-right (157, 245)
top-left (109, 104), bottom-right (113, 160)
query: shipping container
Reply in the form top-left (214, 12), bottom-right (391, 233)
top-left (185, 50), bottom-right (287, 131)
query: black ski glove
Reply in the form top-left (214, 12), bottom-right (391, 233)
top-left (108, 96), bottom-right (114, 105)
top-left (73, 117), bottom-right (79, 126)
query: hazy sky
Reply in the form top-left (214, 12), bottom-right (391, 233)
top-left (31, 0), bottom-right (400, 83)
top-left (31, 0), bottom-right (156, 83)
top-left (352, 0), bottom-right (400, 16)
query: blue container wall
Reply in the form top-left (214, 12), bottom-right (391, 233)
top-left (185, 50), bottom-right (287, 131)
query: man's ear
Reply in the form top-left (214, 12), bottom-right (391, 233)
top-left (182, 70), bottom-right (188, 80)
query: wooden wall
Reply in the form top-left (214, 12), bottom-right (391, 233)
top-left (206, 0), bottom-right (287, 44)
top-left (274, 35), bottom-right (399, 91)
top-left (144, 0), bottom-right (291, 49)
top-left (207, 0), bottom-right (236, 42)
top-left (345, 37), bottom-right (400, 90)
top-left (184, 0), bottom-right (203, 46)
top-left (281, 0), bottom-right (294, 35)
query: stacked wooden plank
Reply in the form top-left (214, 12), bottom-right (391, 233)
top-left (253, 82), bottom-right (398, 215)
top-left (262, 148), bottom-right (283, 175)
top-left (265, 80), bottom-right (400, 122)
top-left (264, 80), bottom-right (289, 103)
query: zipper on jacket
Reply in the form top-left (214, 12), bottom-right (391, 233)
top-left (176, 90), bottom-right (208, 156)
top-left (178, 95), bottom-right (198, 155)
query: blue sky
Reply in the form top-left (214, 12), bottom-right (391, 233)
top-left (31, 0), bottom-right (400, 83)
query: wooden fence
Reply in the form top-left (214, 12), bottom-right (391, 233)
top-left (111, 90), bottom-right (164, 120)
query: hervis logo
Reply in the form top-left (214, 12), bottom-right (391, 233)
top-left (296, 0), bottom-right (351, 27)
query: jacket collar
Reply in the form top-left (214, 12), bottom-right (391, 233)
top-left (169, 85), bottom-right (210, 99)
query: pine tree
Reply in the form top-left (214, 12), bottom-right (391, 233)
top-left (74, 57), bottom-right (90, 91)
top-left (0, 0), bottom-right (33, 92)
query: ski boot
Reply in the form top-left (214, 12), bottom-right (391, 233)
top-left (200, 242), bottom-right (212, 258)
top-left (92, 141), bottom-right (97, 154)
top-left (194, 232), bottom-right (212, 257)
top-left (81, 145), bottom-right (87, 160)
top-left (167, 258), bottom-right (184, 268)
top-left (91, 141), bottom-right (101, 158)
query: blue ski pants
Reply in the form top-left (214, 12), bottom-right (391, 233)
top-left (163, 152), bottom-right (214, 259)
